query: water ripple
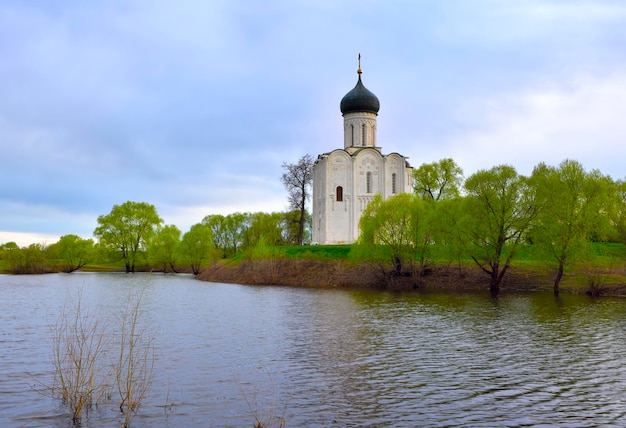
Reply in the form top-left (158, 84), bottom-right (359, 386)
top-left (2, 275), bottom-right (626, 426)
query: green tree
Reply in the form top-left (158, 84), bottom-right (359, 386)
top-left (57, 234), bottom-right (95, 273)
top-left (281, 154), bottom-right (314, 245)
top-left (609, 179), bottom-right (626, 246)
top-left (203, 212), bottom-right (250, 258)
top-left (464, 165), bottom-right (539, 291)
top-left (0, 242), bottom-right (18, 266)
top-left (1, 241), bottom-right (19, 252)
top-left (222, 212), bottom-right (248, 256)
top-left (282, 209), bottom-right (310, 245)
top-left (413, 158), bottom-right (464, 201)
top-left (148, 224), bottom-right (181, 273)
top-left (530, 160), bottom-right (613, 293)
top-left (6, 243), bottom-right (47, 274)
top-left (94, 201), bottom-right (163, 273)
top-left (179, 223), bottom-right (214, 275)
top-left (431, 197), bottom-right (470, 277)
top-left (203, 214), bottom-right (228, 258)
top-left (412, 159), bottom-right (465, 278)
top-left (241, 212), bottom-right (286, 250)
top-left (358, 193), bottom-right (432, 282)
top-left (45, 242), bottom-right (59, 261)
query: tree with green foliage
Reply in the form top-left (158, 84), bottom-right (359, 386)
top-left (241, 211), bottom-right (286, 250)
top-left (413, 158), bottom-right (464, 201)
top-left (6, 243), bottom-right (47, 274)
top-left (281, 154), bottom-right (314, 245)
top-left (222, 212), bottom-right (248, 256)
top-left (358, 193), bottom-right (432, 282)
top-left (464, 165), bottom-right (539, 291)
top-left (0, 242), bottom-right (19, 267)
top-left (179, 223), bottom-right (214, 275)
top-left (430, 197), bottom-right (470, 277)
top-left (1, 241), bottom-right (19, 252)
top-left (530, 160), bottom-right (614, 293)
top-left (202, 212), bottom-right (249, 258)
top-left (44, 242), bottom-right (59, 261)
top-left (412, 159), bottom-right (466, 278)
top-left (148, 225), bottom-right (181, 273)
top-left (282, 209), bottom-right (310, 245)
top-left (203, 214), bottom-right (228, 257)
top-left (609, 179), bottom-right (626, 246)
top-left (203, 211), bottom-right (296, 258)
top-left (57, 234), bottom-right (95, 273)
top-left (94, 201), bottom-right (163, 273)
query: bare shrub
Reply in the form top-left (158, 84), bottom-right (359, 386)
top-left (45, 286), bottom-right (154, 427)
top-left (115, 288), bottom-right (155, 428)
top-left (585, 272), bottom-right (607, 296)
top-left (50, 290), bottom-right (109, 424)
top-left (237, 372), bottom-right (286, 428)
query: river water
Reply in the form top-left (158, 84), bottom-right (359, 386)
top-left (1, 272), bottom-right (626, 427)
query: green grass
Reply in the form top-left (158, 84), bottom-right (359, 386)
top-left (278, 245), bottom-right (352, 260)
top-left (2, 242), bottom-right (625, 284)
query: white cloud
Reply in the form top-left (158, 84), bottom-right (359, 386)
top-left (0, 231), bottom-right (60, 247)
top-left (1, 0), bottom-right (626, 245)
top-left (439, 73), bottom-right (626, 177)
top-left (433, 0), bottom-right (626, 47)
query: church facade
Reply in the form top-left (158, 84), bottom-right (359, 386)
top-left (311, 65), bottom-right (413, 245)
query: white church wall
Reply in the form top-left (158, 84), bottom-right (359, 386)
top-left (325, 151), bottom-right (353, 244)
top-left (311, 68), bottom-right (414, 245)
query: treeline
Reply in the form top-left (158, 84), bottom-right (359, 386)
top-left (356, 158), bottom-right (626, 293)
top-left (0, 204), bottom-right (309, 275)
top-left (3, 157), bottom-right (626, 294)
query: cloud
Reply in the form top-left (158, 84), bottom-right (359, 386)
top-left (433, 73), bottom-right (626, 178)
top-left (1, 0), bottom-right (625, 245)
top-left (0, 231), bottom-right (61, 248)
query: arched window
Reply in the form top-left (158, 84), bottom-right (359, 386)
top-left (350, 124), bottom-right (354, 145)
top-left (366, 172), bottom-right (372, 193)
top-left (392, 173), bottom-right (397, 194)
top-left (361, 123), bottom-right (366, 145)
top-left (336, 186), bottom-right (343, 202)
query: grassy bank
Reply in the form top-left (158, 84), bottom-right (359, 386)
top-left (197, 244), bottom-right (626, 296)
top-left (4, 243), bottom-right (626, 296)
top-left (0, 259), bottom-right (195, 274)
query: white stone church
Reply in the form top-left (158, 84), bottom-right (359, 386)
top-left (312, 64), bottom-right (414, 245)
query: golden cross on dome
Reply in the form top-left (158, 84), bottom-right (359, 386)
top-left (357, 53), bottom-right (362, 74)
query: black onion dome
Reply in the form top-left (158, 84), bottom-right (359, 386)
top-left (340, 74), bottom-right (380, 115)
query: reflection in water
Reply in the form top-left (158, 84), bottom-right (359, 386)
top-left (1, 273), bottom-right (626, 427)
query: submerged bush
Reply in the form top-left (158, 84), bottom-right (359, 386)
top-left (47, 288), bottom-right (154, 426)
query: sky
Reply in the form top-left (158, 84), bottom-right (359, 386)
top-left (2, 0), bottom-right (626, 246)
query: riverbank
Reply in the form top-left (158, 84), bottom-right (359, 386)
top-left (196, 258), bottom-right (626, 296)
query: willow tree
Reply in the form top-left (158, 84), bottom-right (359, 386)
top-left (241, 211), bottom-right (286, 249)
top-left (413, 159), bottom-right (465, 275)
top-left (464, 165), bottom-right (539, 291)
top-left (148, 224), bottom-right (181, 273)
top-left (57, 234), bottom-right (95, 273)
top-left (202, 212), bottom-right (249, 258)
top-left (357, 193), bottom-right (432, 280)
top-left (179, 223), bottom-right (214, 275)
top-left (430, 196), bottom-right (469, 277)
top-left (413, 158), bottom-right (464, 201)
top-left (530, 160), bottom-right (613, 294)
top-left (610, 179), bottom-right (626, 247)
top-left (94, 201), bottom-right (163, 273)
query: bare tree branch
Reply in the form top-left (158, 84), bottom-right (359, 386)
top-left (281, 154), bottom-right (313, 245)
